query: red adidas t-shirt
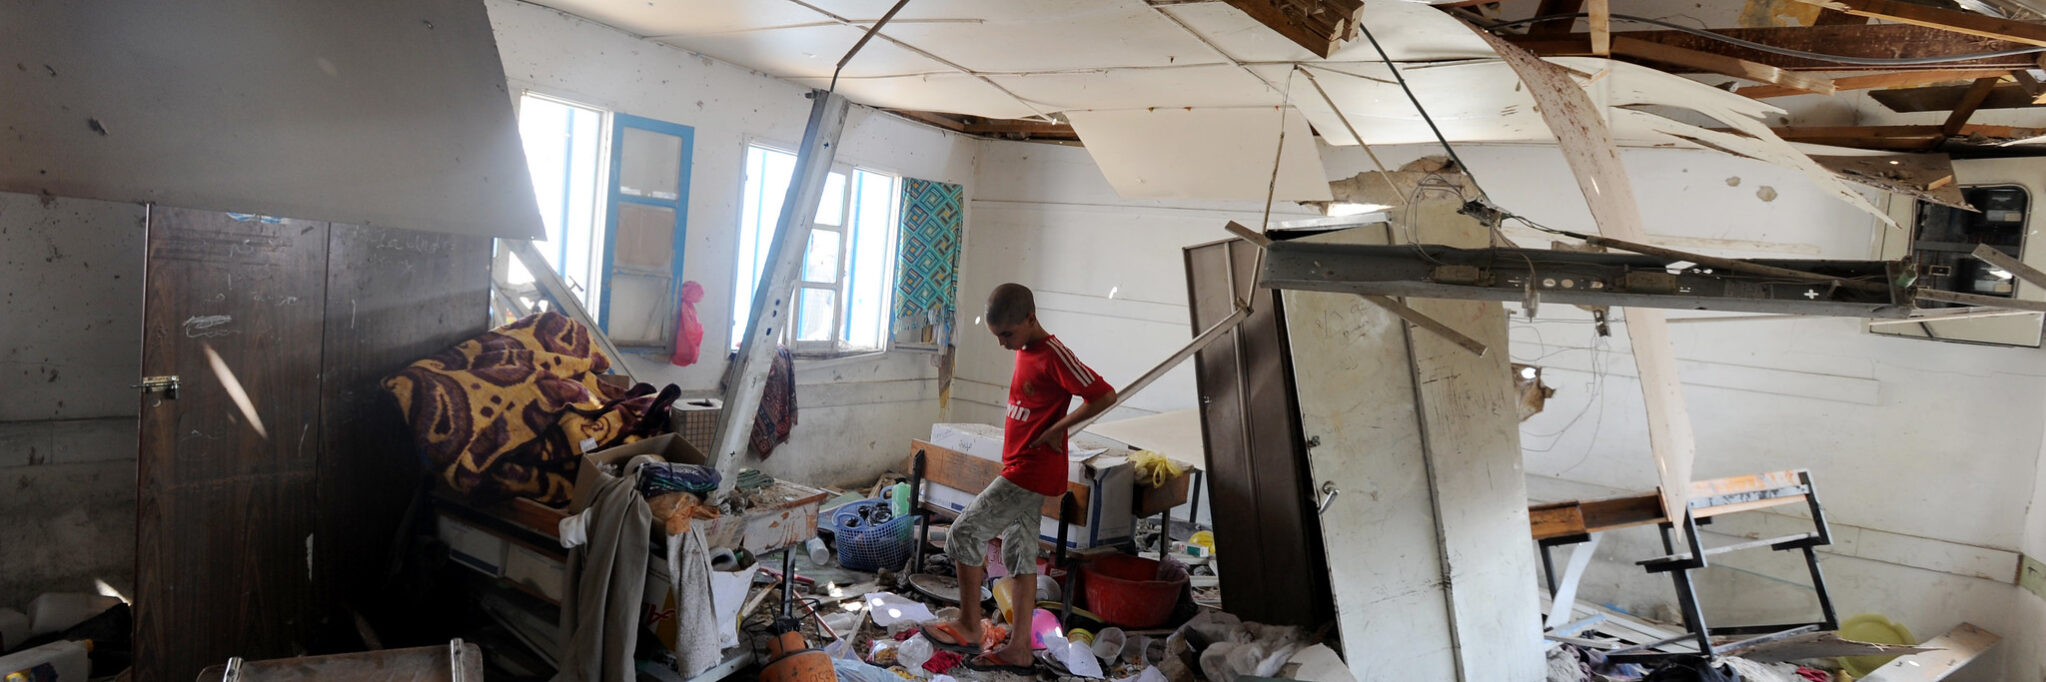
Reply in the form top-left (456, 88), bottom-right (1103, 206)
top-left (1002, 335), bottom-right (1113, 496)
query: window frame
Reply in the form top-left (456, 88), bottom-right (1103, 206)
top-left (508, 90), bottom-right (611, 313)
top-left (731, 140), bottom-right (902, 357)
top-left (599, 113), bottom-right (695, 349)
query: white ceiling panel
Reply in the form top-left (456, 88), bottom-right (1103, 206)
top-left (1067, 108), bottom-right (1332, 201)
top-left (784, 73), bottom-right (1043, 119)
top-left (883, 8), bottom-right (1222, 72)
top-left (800, 0), bottom-right (1157, 23)
top-left (1162, 1), bottom-right (1497, 63)
top-left (657, 24), bottom-right (949, 79)
top-left (990, 65), bottom-right (1282, 111)
top-left (532, 0), bottom-right (829, 36)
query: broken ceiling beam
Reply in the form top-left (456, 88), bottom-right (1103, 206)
top-left (1527, 0), bottom-right (1585, 37)
top-left (1917, 288), bottom-right (2046, 311)
top-left (2013, 69), bottom-right (2046, 103)
top-left (1255, 241), bottom-right (1914, 318)
top-left (1943, 76), bottom-right (2005, 135)
top-left (1811, 153), bottom-right (1969, 210)
top-left (1505, 25), bottom-right (2041, 71)
top-left (1870, 80), bottom-right (2045, 113)
top-left (1790, 0), bottom-right (2046, 48)
top-left (1588, 0), bottom-right (1611, 55)
top-left (1610, 36), bottom-right (1836, 95)
top-left (1765, 124), bottom-right (2046, 149)
top-left (884, 110), bottom-right (1079, 141)
top-left (1970, 243), bottom-right (2046, 289)
top-left (1219, 0), bottom-right (1365, 58)
top-left (1737, 69), bottom-right (2011, 99)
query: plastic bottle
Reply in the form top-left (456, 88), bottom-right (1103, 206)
top-left (897, 633), bottom-right (934, 676)
top-left (889, 482), bottom-right (912, 518)
top-left (0, 639), bottom-right (91, 681)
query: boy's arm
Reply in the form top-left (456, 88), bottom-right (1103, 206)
top-left (1027, 388), bottom-right (1119, 450)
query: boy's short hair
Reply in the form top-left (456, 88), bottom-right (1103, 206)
top-left (986, 283), bottom-right (1035, 326)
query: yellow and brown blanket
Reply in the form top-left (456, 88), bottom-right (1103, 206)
top-left (384, 312), bottom-right (673, 506)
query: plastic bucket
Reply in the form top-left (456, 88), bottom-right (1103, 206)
top-left (1080, 554), bottom-right (1185, 628)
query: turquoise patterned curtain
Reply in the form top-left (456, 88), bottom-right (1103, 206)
top-left (893, 178), bottom-right (963, 349)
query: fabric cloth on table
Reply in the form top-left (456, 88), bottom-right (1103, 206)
top-left (383, 311), bottom-right (678, 506)
top-left (751, 344), bottom-right (797, 458)
top-left (555, 466), bottom-right (651, 682)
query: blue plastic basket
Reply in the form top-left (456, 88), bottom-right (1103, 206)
top-left (834, 500), bottom-right (913, 572)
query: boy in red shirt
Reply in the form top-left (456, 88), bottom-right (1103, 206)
top-left (927, 283), bottom-right (1117, 672)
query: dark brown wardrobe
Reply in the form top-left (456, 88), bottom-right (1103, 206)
top-left (1182, 238), bottom-right (1334, 630)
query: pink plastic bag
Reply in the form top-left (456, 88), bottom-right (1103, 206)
top-left (671, 281), bottom-right (706, 366)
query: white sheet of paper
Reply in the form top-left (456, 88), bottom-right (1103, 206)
top-left (863, 592), bottom-right (938, 627)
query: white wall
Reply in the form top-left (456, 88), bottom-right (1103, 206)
top-left (1316, 142), bottom-right (2046, 681)
top-left (485, 0), bottom-right (981, 487)
top-left (0, 193), bottom-right (145, 605)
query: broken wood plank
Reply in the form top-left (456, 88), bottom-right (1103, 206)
top-left (1792, 0), bottom-right (2046, 48)
top-left (1528, 0), bottom-right (1585, 37)
top-left (1813, 7), bottom-right (1871, 25)
top-left (1360, 294), bottom-right (1489, 357)
top-left (1812, 153), bottom-right (1969, 210)
top-left (1768, 124), bottom-right (2046, 149)
top-left (1067, 303), bottom-right (1251, 433)
top-left (1859, 622), bottom-right (2000, 682)
top-left (1611, 36), bottom-right (1836, 95)
top-left (1588, 0), bottom-right (1610, 55)
top-left (1506, 25), bottom-right (2041, 72)
top-left (1529, 503), bottom-right (1590, 539)
top-left (1218, 0), bottom-right (1362, 57)
top-left (1468, 22), bottom-right (1696, 524)
top-left (909, 440), bottom-right (1092, 518)
top-left (1970, 243), bottom-right (2046, 290)
top-left (2014, 69), bottom-right (2046, 104)
top-left (1946, 77), bottom-right (2010, 135)
top-left (1737, 69), bottom-right (2010, 99)
top-left (1871, 81), bottom-right (2040, 113)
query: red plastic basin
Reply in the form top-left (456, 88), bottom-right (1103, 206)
top-left (1080, 554), bottom-right (1185, 628)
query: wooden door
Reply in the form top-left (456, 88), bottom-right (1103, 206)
top-left (136, 208), bottom-right (328, 681)
top-left (1182, 238), bottom-right (1332, 629)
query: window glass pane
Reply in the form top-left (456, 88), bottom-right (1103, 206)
top-left (845, 170), bottom-right (897, 350)
top-left (619, 127), bottom-right (684, 200)
top-left (606, 274), bottom-right (672, 345)
top-left (733, 145), bottom-right (798, 348)
top-left (614, 204), bottom-right (675, 271)
top-left (514, 94), bottom-right (604, 311)
top-left (804, 229), bottom-right (841, 283)
top-left (815, 172), bottom-right (848, 226)
top-left (797, 288), bottom-right (835, 342)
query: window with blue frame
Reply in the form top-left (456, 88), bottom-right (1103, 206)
top-left (509, 93), bottom-right (693, 350)
top-left (732, 143), bottom-right (899, 354)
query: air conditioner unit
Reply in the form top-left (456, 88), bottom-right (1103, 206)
top-left (1871, 157), bottom-right (2046, 347)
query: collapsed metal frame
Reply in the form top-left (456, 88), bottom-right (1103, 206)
top-left (1258, 238), bottom-right (1918, 319)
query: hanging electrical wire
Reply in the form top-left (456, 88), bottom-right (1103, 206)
top-left (1484, 13), bottom-right (2046, 66)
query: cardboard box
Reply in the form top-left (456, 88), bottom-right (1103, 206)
top-left (921, 423), bottom-right (1139, 549)
top-left (571, 433), bottom-right (708, 513)
top-left (504, 542), bottom-right (566, 604)
top-left (437, 515), bottom-right (508, 577)
top-left (577, 433), bottom-right (825, 553)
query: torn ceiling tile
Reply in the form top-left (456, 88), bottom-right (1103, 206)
top-left (1066, 107), bottom-right (1332, 201)
top-left (990, 65), bottom-right (1284, 112)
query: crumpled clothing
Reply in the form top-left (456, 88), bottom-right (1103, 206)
top-left (646, 492), bottom-right (721, 536)
top-left (923, 649), bottom-right (963, 674)
top-left (750, 345), bottom-right (797, 458)
top-left (1645, 659), bottom-right (1742, 682)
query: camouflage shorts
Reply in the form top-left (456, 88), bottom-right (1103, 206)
top-left (945, 476), bottom-right (1044, 575)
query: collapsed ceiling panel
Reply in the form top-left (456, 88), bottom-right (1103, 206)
top-left (660, 24), bottom-right (951, 79)
top-left (783, 73), bottom-right (1041, 119)
top-left (880, 7), bottom-right (1219, 72)
top-left (990, 65), bottom-right (1283, 111)
top-left (1275, 61), bottom-right (1567, 145)
top-left (1160, 2), bottom-right (1498, 63)
top-left (800, 0), bottom-right (1133, 23)
top-left (1066, 107), bottom-right (1332, 201)
top-left (531, 0), bottom-right (829, 36)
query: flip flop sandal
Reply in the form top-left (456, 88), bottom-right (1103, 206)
top-left (964, 652), bottom-right (1037, 674)
top-left (924, 621), bottom-right (981, 653)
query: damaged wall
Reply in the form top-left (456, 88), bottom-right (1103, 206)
top-left (0, 194), bottom-right (144, 605)
top-left (484, 0), bottom-right (981, 487)
top-left (1317, 141), bottom-right (2046, 681)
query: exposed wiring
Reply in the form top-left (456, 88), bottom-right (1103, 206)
top-left (1484, 13), bottom-right (2046, 66)
top-left (1349, 23), bottom-right (1496, 202)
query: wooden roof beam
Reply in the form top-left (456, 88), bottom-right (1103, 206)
top-left (1737, 69), bottom-right (2011, 98)
top-left (1219, 0), bottom-right (1366, 58)
top-left (1789, 0), bottom-right (2046, 48)
top-left (1505, 24), bottom-right (2041, 71)
top-left (1610, 36), bottom-right (1836, 94)
top-left (1943, 76), bottom-right (2005, 135)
